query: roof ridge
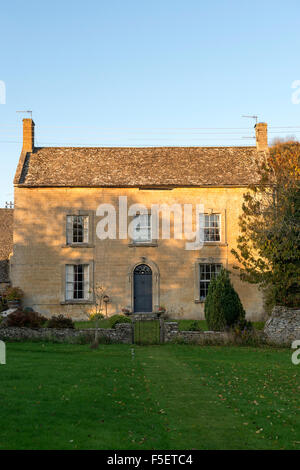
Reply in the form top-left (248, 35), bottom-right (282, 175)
top-left (33, 145), bottom-right (256, 150)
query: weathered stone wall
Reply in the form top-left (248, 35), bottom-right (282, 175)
top-left (0, 323), bottom-right (133, 344)
top-left (0, 321), bottom-right (235, 345)
top-left (11, 186), bottom-right (264, 321)
top-left (0, 320), bottom-right (269, 345)
top-left (264, 306), bottom-right (300, 345)
top-left (164, 321), bottom-right (231, 344)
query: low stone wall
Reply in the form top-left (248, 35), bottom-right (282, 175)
top-left (164, 322), bottom-right (231, 344)
top-left (2, 317), bottom-right (284, 346)
top-left (264, 306), bottom-right (300, 345)
top-left (0, 321), bottom-right (232, 345)
top-left (0, 323), bottom-right (133, 344)
top-left (131, 313), bottom-right (161, 321)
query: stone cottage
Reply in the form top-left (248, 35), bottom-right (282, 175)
top-left (10, 119), bottom-right (268, 320)
top-left (0, 208), bottom-right (13, 294)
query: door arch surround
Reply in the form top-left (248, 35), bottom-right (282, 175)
top-left (126, 257), bottom-right (160, 313)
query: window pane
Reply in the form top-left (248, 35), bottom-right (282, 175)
top-left (200, 265), bottom-right (206, 280)
top-left (133, 214), bottom-right (151, 242)
top-left (74, 265), bottom-right (84, 299)
top-left (66, 215), bottom-right (89, 244)
top-left (199, 263), bottom-right (222, 300)
top-left (65, 264), bottom-right (89, 301)
top-left (74, 216), bottom-right (84, 243)
top-left (201, 214), bottom-right (221, 241)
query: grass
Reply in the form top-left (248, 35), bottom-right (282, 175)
top-left (0, 342), bottom-right (299, 450)
top-left (75, 318), bottom-right (265, 331)
top-left (75, 318), bottom-right (111, 329)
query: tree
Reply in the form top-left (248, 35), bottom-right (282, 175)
top-left (232, 141), bottom-right (300, 309)
top-left (205, 268), bottom-right (246, 331)
top-left (89, 283), bottom-right (107, 319)
top-left (87, 283), bottom-right (107, 347)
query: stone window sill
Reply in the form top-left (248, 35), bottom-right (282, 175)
top-left (61, 244), bottom-right (95, 248)
top-left (194, 299), bottom-right (205, 304)
top-left (128, 242), bottom-right (158, 247)
top-left (60, 300), bottom-right (94, 305)
top-left (203, 242), bottom-right (228, 246)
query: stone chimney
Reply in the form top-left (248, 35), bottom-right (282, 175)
top-left (22, 118), bottom-right (35, 152)
top-left (255, 122), bottom-right (268, 151)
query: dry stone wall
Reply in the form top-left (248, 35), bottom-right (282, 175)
top-left (0, 323), bottom-right (133, 344)
top-left (264, 306), bottom-right (300, 345)
top-left (164, 322), bottom-right (231, 344)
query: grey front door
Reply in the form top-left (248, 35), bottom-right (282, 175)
top-left (133, 264), bottom-right (152, 312)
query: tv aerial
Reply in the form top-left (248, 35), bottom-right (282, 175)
top-left (16, 110), bottom-right (33, 118)
top-left (242, 115), bottom-right (258, 125)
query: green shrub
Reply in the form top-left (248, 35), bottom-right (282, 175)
top-left (231, 327), bottom-right (265, 347)
top-left (234, 318), bottom-right (253, 332)
top-left (6, 310), bottom-right (47, 328)
top-left (88, 312), bottom-right (104, 321)
top-left (109, 314), bottom-right (132, 329)
top-left (47, 315), bottom-right (75, 329)
top-left (205, 268), bottom-right (246, 331)
top-left (188, 320), bottom-right (202, 331)
top-left (4, 286), bottom-right (24, 301)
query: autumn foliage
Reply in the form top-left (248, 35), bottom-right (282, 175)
top-left (232, 141), bottom-right (300, 309)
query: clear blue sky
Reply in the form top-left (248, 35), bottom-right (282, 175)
top-left (0, 0), bottom-right (300, 206)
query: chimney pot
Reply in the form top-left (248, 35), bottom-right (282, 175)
top-left (22, 118), bottom-right (35, 152)
top-left (255, 122), bottom-right (268, 151)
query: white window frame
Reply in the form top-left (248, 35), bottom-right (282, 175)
top-left (198, 263), bottom-right (222, 301)
top-left (202, 213), bottom-right (221, 242)
top-left (132, 214), bottom-right (152, 243)
top-left (66, 215), bottom-right (89, 245)
top-left (65, 264), bottom-right (90, 301)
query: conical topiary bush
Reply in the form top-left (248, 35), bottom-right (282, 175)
top-left (204, 268), bottom-right (246, 331)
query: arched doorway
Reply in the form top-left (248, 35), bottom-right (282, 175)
top-left (133, 264), bottom-right (153, 312)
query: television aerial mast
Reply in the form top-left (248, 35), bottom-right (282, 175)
top-left (242, 115), bottom-right (258, 125)
top-left (16, 110), bottom-right (32, 118)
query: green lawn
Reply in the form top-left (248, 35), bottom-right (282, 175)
top-left (0, 343), bottom-right (298, 450)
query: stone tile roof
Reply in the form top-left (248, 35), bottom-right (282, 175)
top-left (15, 146), bottom-right (263, 187)
top-left (0, 209), bottom-right (13, 283)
